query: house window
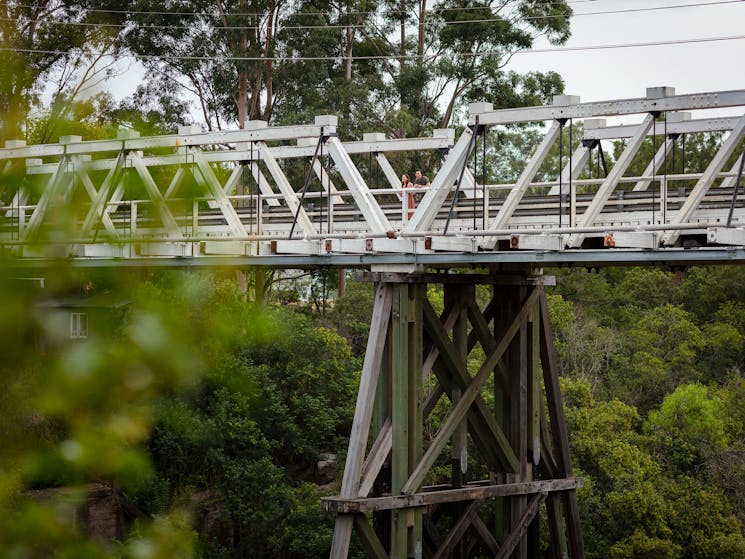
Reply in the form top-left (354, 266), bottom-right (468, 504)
top-left (70, 312), bottom-right (88, 339)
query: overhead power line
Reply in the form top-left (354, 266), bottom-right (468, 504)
top-left (2, 33), bottom-right (744, 61)
top-left (3, 0), bottom-right (600, 19)
top-left (2, 0), bottom-right (741, 28)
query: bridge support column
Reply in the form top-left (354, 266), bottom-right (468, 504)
top-left (325, 273), bottom-right (584, 559)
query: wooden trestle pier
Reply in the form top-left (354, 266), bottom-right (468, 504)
top-left (322, 272), bottom-right (584, 559)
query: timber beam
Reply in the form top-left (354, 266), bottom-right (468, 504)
top-left (358, 272), bottom-right (555, 285)
top-left (322, 478), bottom-right (582, 513)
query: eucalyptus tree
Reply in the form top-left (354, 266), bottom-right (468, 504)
top-left (385, 0), bottom-right (572, 134)
top-left (116, 0), bottom-right (570, 134)
top-left (0, 0), bottom-right (124, 141)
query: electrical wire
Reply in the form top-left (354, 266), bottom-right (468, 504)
top-left (1, 0), bottom-right (614, 20)
top-left (1, 0), bottom-right (741, 31)
top-left (2, 33), bottom-right (743, 61)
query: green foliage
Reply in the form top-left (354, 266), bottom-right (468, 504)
top-left (0, 264), bottom-right (361, 557)
top-left (0, 265), bottom-right (199, 556)
top-left (0, 1), bottom-right (124, 140)
top-left (549, 293), bottom-right (620, 393)
top-left (562, 377), bottom-right (745, 559)
top-left (612, 304), bottom-right (704, 410)
top-left (139, 295), bottom-right (359, 557)
top-left (609, 529), bottom-right (680, 559)
top-left (329, 278), bottom-right (375, 355)
top-left (551, 266), bottom-right (745, 558)
top-left (0, 0), bottom-right (572, 139)
top-left (646, 383), bottom-right (730, 471)
top-left (28, 93), bottom-right (121, 144)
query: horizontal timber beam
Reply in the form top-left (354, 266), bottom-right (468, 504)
top-left (358, 272), bottom-right (555, 285)
top-left (20, 134), bottom-right (454, 176)
top-left (274, 134), bottom-right (453, 159)
top-left (321, 478), bottom-right (582, 513)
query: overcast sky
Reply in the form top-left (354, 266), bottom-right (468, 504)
top-left (505, 0), bottom-right (745, 124)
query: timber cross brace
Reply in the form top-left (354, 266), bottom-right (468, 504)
top-left (323, 273), bottom-right (584, 559)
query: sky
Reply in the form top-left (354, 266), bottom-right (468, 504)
top-left (504, 0), bottom-right (745, 124)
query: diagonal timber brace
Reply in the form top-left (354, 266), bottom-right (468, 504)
top-left (22, 157), bottom-right (70, 240)
top-left (129, 153), bottom-right (182, 238)
top-left (567, 113), bottom-right (655, 248)
top-left (325, 136), bottom-right (392, 235)
top-left (189, 148), bottom-right (247, 237)
top-left (482, 121), bottom-right (563, 248)
top-left (76, 153), bottom-right (123, 238)
top-left (662, 113), bottom-right (745, 245)
top-left (257, 141), bottom-right (317, 238)
top-left (405, 126), bottom-right (476, 233)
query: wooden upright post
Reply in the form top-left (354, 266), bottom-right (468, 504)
top-left (326, 273), bottom-right (584, 559)
top-left (408, 284), bottom-right (424, 559)
top-left (391, 283), bottom-right (409, 559)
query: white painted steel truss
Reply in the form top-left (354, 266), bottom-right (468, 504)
top-left (2, 87), bottom-right (745, 265)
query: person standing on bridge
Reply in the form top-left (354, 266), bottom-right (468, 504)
top-left (413, 169), bottom-right (431, 208)
top-left (401, 173), bottom-right (415, 221)
top-left (414, 169), bottom-right (430, 188)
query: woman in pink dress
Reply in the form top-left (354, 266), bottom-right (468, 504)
top-left (401, 173), bottom-right (415, 221)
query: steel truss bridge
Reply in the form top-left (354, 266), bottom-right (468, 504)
top-left (5, 88), bottom-right (745, 559)
top-left (2, 86), bottom-right (745, 270)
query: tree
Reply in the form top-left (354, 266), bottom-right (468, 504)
top-left (548, 293), bottom-right (620, 396)
top-left (0, 264), bottom-right (199, 556)
top-left (138, 279), bottom-right (362, 557)
top-left (112, 0), bottom-right (571, 138)
top-left (401, 0), bottom-right (571, 130)
top-left (0, 0), bottom-right (124, 141)
top-left (614, 304), bottom-right (705, 410)
top-left (646, 383), bottom-right (730, 472)
top-left (562, 377), bottom-right (745, 559)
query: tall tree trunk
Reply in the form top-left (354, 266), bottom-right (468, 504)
top-left (248, 12), bottom-right (262, 120)
top-left (344, 2), bottom-right (354, 81)
top-left (254, 269), bottom-right (274, 308)
top-left (400, 0), bottom-right (406, 71)
top-left (263, 0), bottom-right (276, 120)
top-left (240, 1), bottom-right (248, 128)
top-left (418, 0), bottom-right (425, 58)
top-left (238, 55), bottom-right (248, 127)
top-left (345, 25), bottom-right (354, 81)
